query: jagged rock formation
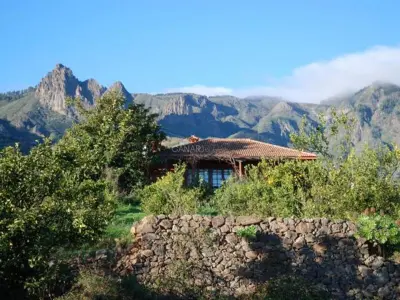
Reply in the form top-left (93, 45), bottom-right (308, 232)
top-left (35, 64), bottom-right (107, 114)
top-left (105, 81), bottom-right (133, 106)
top-left (3, 63), bottom-right (400, 151)
top-left (35, 64), bottom-right (80, 114)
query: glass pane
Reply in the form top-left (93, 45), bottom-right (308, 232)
top-left (186, 171), bottom-right (193, 185)
top-left (212, 169), bottom-right (223, 188)
top-left (198, 169), bottom-right (209, 183)
top-left (223, 169), bottom-right (233, 181)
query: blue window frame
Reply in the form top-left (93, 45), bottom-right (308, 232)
top-left (186, 168), bottom-right (233, 188)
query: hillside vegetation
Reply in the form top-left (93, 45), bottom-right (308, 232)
top-left (1, 91), bottom-right (400, 299)
top-left (2, 67), bottom-right (400, 298)
top-left (0, 91), bottom-right (164, 298)
top-left (3, 64), bottom-right (400, 153)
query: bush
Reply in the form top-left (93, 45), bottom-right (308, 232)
top-left (213, 159), bottom-right (320, 218)
top-left (140, 163), bottom-right (203, 215)
top-left (57, 270), bottom-right (153, 300)
top-left (0, 91), bottom-right (166, 298)
top-left (252, 275), bottom-right (329, 300)
top-left (356, 214), bottom-right (400, 245)
top-left (0, 141), bottom-right (116, 298)
top-left (213, 145), bottom-right (400, 219)
top-left (63, 91), bottom-right (165, 193)
top-left (236, 225), bottom-right (257, 240)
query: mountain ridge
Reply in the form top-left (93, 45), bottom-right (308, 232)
top-left (1, 64), bottom-right (400, 151)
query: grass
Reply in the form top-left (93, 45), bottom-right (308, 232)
top-left (104, 203), bottom-right (147, 241)
top-left (58, 201), bottom-right (147, 259)
top-left (236, 225), bottom-right (258, 240)
top-left (198, 204), bottom-right (219, 216)
top-left (56, 269), bottom-right (154, 300)
top-left (92, 202), bottom-right (146, 250)
top-left (54, 201), bottom-right (150, 299)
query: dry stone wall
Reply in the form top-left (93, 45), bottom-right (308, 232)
top-left (116, 215), bottom-right (400, 299)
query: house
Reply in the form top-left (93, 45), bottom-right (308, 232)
top-left (152, 136), bottom-right (317, 188)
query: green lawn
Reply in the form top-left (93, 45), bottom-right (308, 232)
top-left (59, 202), bottom-right (146, 259)
top-left (104, 203), bottom-right (147, 242)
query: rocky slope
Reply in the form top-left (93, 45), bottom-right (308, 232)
top-left (1, 64), bottom-right (400, 151)
top-left (35, 64), bottom-right (107, 114)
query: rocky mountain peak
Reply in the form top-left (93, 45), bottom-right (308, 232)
top-left (35, 64), bottom-right (80, 114)
top-left (35, 64), bottom-right (108, 114)
top-left (108, 81), bottom-right (128, 94)
top-left (106, 81), bottom-right (133, 103)
top-left (80, 79), bottom-right (106, 105)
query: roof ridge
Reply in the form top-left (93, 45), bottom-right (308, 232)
top-left (175, 137), bottom-right (316, 157)
top-left (246, 139), bottom-right (316, 156)
top-left (203, 138), bottom-right (315, 156)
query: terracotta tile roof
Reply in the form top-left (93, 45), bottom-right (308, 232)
top-left (159, 138), bottom-right (317, 160)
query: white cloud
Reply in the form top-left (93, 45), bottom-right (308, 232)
top-left (166, 45), bottom-right (400, 103)
top-left (166, 85), bottom-right (233, 96)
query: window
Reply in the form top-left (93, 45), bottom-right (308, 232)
top-left (198, 169), bottom-right (209, 183)
top-left (212, 169), bottom-right (223, 188)
top-left (186, 171), bottom-right (193, 186)
top-left (212, 169), bottom-right (233, 188)
top-left (223, 169), bottom-right (233, 181)
top-left (186, 168), bottom-right (233, 188)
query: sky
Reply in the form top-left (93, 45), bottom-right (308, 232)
top-left (1, 0), bottom-right (400, 103)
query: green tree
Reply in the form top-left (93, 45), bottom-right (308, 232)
top-left (0, 91), bottom-right (166, 298)
top-left (0, 140), bottom-right (115, 298)
top-left (290, 107), bottom-right (355, 159)
top-left (61, 91), bottom-right (165, 192)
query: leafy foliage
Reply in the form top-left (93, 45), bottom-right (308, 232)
top-left (253, 275), bottom-right (329, 300)
top-left (0, 140), bottom-right (116, 298)
top-left (140, 163), bottom-right (203, 215)
top-left (290, 107), bottom-right (355, 159)
top-left (213, 144), bottom-right (400, 219)
top-left (355, 214), bottom-right (400, 245)
top-left (56, 270), bottom-right (153, 300)
top-left (0, 91), bottom-right (165, 298)
top-left (213, 159), bottom-right (316, 217)
top-left (236, 225), bottom-right (257, 240)
top-left (62, 91), bottom-right (165, 192)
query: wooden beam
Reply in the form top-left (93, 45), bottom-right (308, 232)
top-left (238, 160), bottom-right (243, 178)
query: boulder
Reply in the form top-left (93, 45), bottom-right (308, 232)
top-left (212, 216), bottom-right (225, 228)
top-left (236, 216), bottom-right (261, 226)
top-left (132, 215), bottom-right (157, 236)
top-left (159, 219), bottom-right (172, 229)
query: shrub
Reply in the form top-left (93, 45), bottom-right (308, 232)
top-left (252, 275), bottom-right (329, 300)
top-left (63, 91), bottom-right (165, 193)
top-left (56, 270), bottom-right (153, 300)
top-left (0, 91), bottom-right (166, 298)
top-left (236, 225), bottom-right (257, 240)
top-left (0, 141), bottom-right (116, 298)
top-left (213, 145), bottom-right (400, 220)
top-left (355, 214), bottom-right (400, 245)
top-left (213, 159), bottom-right (321, 218)
top-left (151, 260), bottom-right (227, 299)
top-left (140, 163), bottom-right (202, 215)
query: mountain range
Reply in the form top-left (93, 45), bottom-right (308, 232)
top-left (1, 63), bottom-right (400, 152)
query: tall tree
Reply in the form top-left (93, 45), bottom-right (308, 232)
top-left (60, 91), bottom-right (165, 192)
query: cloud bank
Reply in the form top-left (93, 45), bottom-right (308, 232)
top-left (166, 45), bottom-right (400, 103)
top-left (166, 85), bottom-right (233, 96)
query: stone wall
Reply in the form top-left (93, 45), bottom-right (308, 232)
top-left (116, 215), bottom-right (400, 299)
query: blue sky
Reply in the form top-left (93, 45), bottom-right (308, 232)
top-left (1, 0), bottom-right (400, 102)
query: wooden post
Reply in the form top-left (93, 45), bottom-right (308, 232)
top-left (190, 158), bottom-right (197, 185)
top-left (238, 160), bottom-right (243, 178)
